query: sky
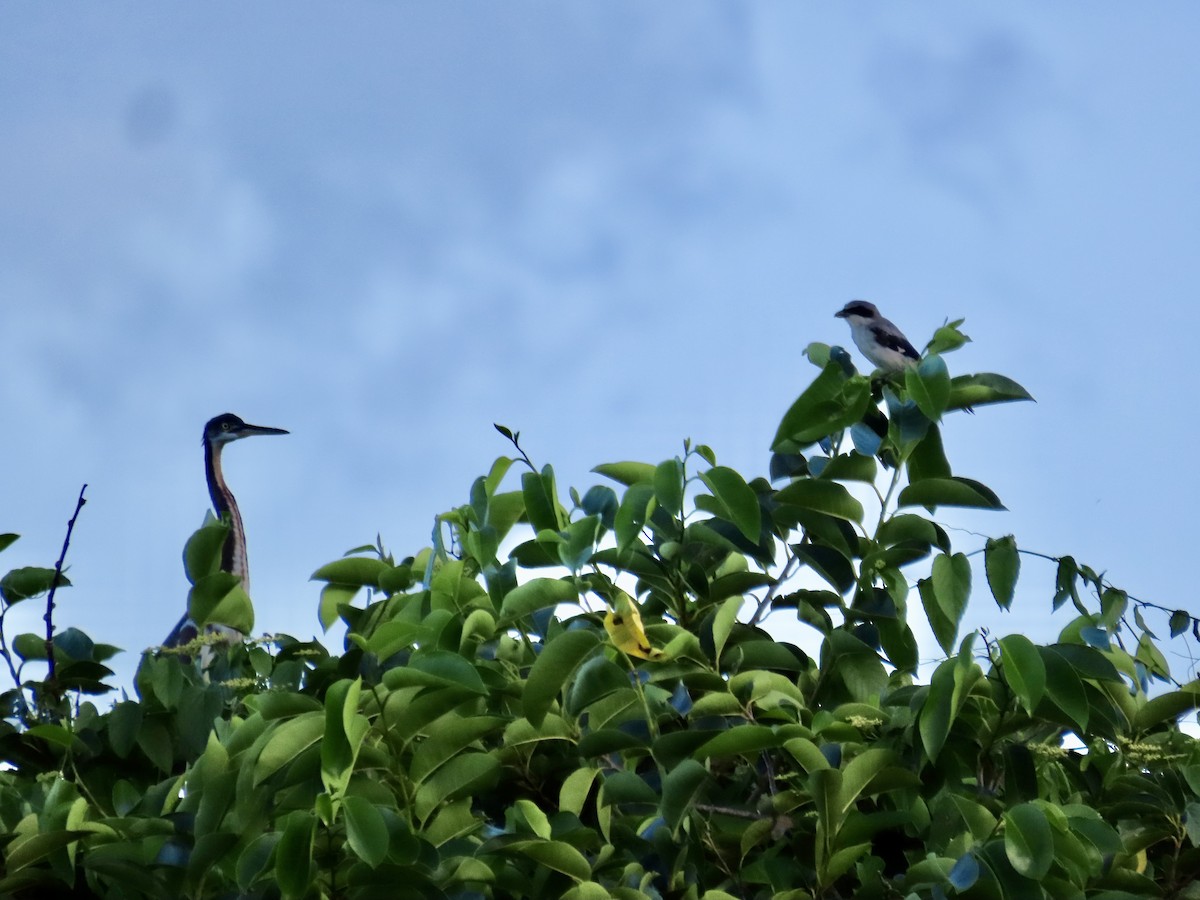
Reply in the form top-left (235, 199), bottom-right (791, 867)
top-left (3, 4), bottom-right (1199, 694)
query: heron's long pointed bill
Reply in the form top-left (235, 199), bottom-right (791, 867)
top-left (234, 423), bottom-right (289, 439)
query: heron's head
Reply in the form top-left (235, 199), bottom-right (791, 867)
top-left (204, 413), bottom-right (289, 447)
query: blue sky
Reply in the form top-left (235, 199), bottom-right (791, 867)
top-left (3, 5), bottom-right (1199, 690)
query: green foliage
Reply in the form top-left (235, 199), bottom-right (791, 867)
top-left (2, 322), bottom-right (1200, 899)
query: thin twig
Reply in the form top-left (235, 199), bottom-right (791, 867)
top-left (43, 484), bottom-right (87, 690)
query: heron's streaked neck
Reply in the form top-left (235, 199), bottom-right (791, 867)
top-left (205, 440), bottom-right (249, 589)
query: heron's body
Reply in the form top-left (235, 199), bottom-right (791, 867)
top-left (164, 414), bottom-right (287, 652)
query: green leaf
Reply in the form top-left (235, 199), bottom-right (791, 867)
top-left (255, 713), bottom-right (325, 785)
top-left (499, 577), bottom-right (578, 624)
top-left (514, 798), bottom-right (553, 839)
top-left (189, 572), bottom-right (254, 633)
top-left (275, 811), bottom-right (315, 899)
top-left (1040, 647), bottom-right (1088, 732)
top-left (772, 364), bottom-right (872, 449)
top-left (947, 373), bottom-right (1034, 410)
top-left (927, 320), bottom-right (971, 355)
top-left (614, 483), bottom-right (655, 551)
top-left (107, 701), bottom-right (143, 758)
top-left (509, 840), bottom-right (592, 882)
top-left (0, 566), bottom-right (64, 603)
top-left (1133, 683), bottom-right (1200, 731)
top-left (920, 553), bottom-right (970, 656)
top-left (592, 461), bottom-right (656, 487)
top-left (816, 452), bottom-right (877, 483)
top-left (906, 353), bottom-right (951, 421)
top-left (711, 596), bottom-right (742, 666)
top-left (998, 634), bottom-right (1045, 715)
top-left (985, 535), bottom-right (1019, 609)
top-left (905, 424), bottom-right (951, 483)
top-left (898, 476), bottom-right (1005, 511)
top-left (919, 659), bottom-right (956, 762)
top-left (662, 759), bottom-right (709, 831)
top-left (342, 796), bottom-right (388, 868)
top-left (700, 466), bottom-right (761, 543)
top-left (692, 726), bottom-right (780, 761)
top-left (402, 650), bottom-right (488, 694)
top-left (309, 557), bottom-right (390, 586)
top-left (523, 630), bottom-right (601, 726)
top-left (1169, 610), bottom-right (1191, 639)
top-left (12, 632), bottom-right (48, 661)
top-left (183, 519), bottom-right (229, 585)
top-left (654, 459), bottom-right (684, 517)
top-left (5, 830), bottom-right (90, 873)
top-left (523, 466), bottom-right (562, 532)
top-left (1004, 802), bottom-right (1053, 879)
top-left (0, 533), bottom-right (18, 554)
top-left (318, 583), bottom-right (359, 631)
top-left (774, 480), bottom-right (865, 524)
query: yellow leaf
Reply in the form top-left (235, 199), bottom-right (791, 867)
top-left (603, 590), bottom-right (664, 660)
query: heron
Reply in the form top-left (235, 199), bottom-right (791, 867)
top-left (164, 413), bottom-right (288, 651)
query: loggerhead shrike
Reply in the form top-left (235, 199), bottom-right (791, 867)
top-left (835, 300), bottom-right (920, 372)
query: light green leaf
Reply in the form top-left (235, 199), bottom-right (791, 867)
top-left (592, 461), bottom-right (656, 486)
top-left (318, 583), bottom-right (359, 631)
top-left (309, 557), bottom-right (390, 586)
top-left (189, 572), bottom-right (254, 634)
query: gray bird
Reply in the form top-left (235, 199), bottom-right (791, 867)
top-left (835, 300), bottom-right (920, 372)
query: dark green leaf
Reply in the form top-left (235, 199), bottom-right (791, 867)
top-left (906, 353), bottom-right (951, 421)
top-left (654, 459), bottom-right (684, 517)
top-left (499, 577), bottom-right (577, 624)
top-left (997, 634), bottom-right (1045, 715)
top-left (984, 535), bottom-right (1019, 609)
top-left (1004, 803), bottom-right (1053, 879)
top-left (12, 632), bottom-right (48, 661)
top-left (905, 424), bottom-right (951, 483)
top-left (662, 759), bottom-right (709, 831)
top-left (1170, 610), bottom-right (1191, 639)
top-left (947, 373), bottom-right (1034, 410)
top-left (1039, 647), bottom-right (1088, 732)
top-left (275, 812), bottom-right (315, 899)
top-left (898, 477), bottom-right (1005, 511)
top-left (772, 364), bottom-right (872, 450)
top-left (775, 479), bottom-right (864, 524)
top-left (700, 466), bottom-right (761, 543)
top-left (523, 630), bottom-right (601, 726)
top-left (0, 566), bottom-right (65, 603)
top-left (342, 796), bottom-right (388, 868)
top-left (107, 701), bottom-right (143, 758)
